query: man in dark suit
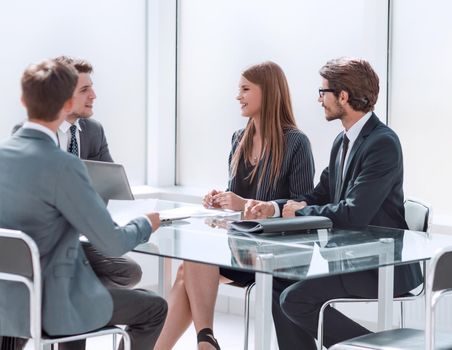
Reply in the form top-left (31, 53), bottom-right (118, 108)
top-left (244, 58), bottom-right (422, 349)
top-left (0, 59), bottom-right (166, 350)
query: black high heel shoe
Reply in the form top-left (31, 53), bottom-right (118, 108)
top-left (197, 328), bottom-right (221, 350)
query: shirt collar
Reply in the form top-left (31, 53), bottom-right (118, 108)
top-left (59, 118), bottom-right (82, 133)
top-left (22, 121), bottom-right (58, 145)
top-left (344, 111), bottom-right (372, 144)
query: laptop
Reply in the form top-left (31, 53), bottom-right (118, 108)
top-left (83, 160), bottom-right (134, 203)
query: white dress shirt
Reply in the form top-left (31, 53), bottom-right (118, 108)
top-left (340, 111), bottom-right (372, 177)
top-left (57, 119), bottom-right (82, 156)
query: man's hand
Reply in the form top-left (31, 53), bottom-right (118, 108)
top-left (202, 189), bottom-right (223, 208)
top-left (211, 191), bottom-right (246, 211)
top-left (146, 212), bottom-right (161, 231)
top-left (244, 200), bottom-right (275, 219)
top-left (282, 200), bottom-right (307, 218)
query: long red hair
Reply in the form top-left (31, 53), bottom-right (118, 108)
top-left (231, 61), bottom-right (298, 188)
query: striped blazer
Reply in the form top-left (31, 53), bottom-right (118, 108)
top-left (227, 128), bottom-right (315, 201)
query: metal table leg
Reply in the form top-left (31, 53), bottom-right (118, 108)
top-left (255, 254), bottom-right (274, 350)
top-left (378, 238), bottom-right (395, 331)
top-left (158, 256), bottom-right (172, 298)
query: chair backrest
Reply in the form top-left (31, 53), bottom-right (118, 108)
top-left (0, 229), bottom-right (34, 278)
top-left (430, 248), bottom-right (452, 292)
top-left (0, 228), bottom-right (42, 341)
top-left (404, 198), bottom-right (431, 232)
top-left (425, 246), bottom-right (452, 350)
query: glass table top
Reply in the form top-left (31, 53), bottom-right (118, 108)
top-left (133, 200), bottom-right (451, 281)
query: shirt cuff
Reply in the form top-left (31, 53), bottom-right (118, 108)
top-left (271, 201), bottom-right (281, 217)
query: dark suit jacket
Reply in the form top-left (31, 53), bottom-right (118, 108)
top-left (277, 114), bottom-right (422, 297)
top-left (13, 118), bottom-right (113, 162)
top-left (228, 128), bottom-right (315, 201)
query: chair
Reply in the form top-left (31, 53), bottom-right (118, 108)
top-left (329, 245), bottom-right (452, 350)
top-left (316, 198), bottom-right (432, 350)
top-left (243, 281), bottom-right (256, 350)
top-left (0, 228), bottom-right (131, 350)
top-left (221, 279), bottom-right (255, 350)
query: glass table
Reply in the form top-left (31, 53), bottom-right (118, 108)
top-left (132, 200), bottom-right (451, 350)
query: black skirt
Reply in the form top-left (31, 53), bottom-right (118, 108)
top-left (219, 267), bottom-right (255, 288)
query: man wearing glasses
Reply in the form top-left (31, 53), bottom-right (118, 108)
top-left (244, 57), bottom-right (422, 349)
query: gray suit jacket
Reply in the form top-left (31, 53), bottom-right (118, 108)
top-left (13, 118), bottom-right (113, 162)
top-left (0, 128), bottom-right (151, 337)
top-left (78, 118), bottom-right (113, 162)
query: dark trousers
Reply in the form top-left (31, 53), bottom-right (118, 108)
top-left (59, 288), bottom-right (167, 350)
top-left (272, 276), bottom-right (371, 350)
top-left (82, 242), bottom-right (142, 289)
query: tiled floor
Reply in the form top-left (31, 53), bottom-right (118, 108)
top-left (24, 311), bottom-right (255, 349)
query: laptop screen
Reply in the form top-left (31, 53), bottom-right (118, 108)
top-left (82, 160), bottom-right (134, 203)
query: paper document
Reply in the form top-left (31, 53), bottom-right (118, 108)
top-left (107, 199), bottom-right (240, 226)
top-left (107, 199), bottom-right (158, 226)
top-left (159, 206), bottom-right (240, 219)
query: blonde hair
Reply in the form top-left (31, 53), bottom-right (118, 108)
top-left (231, 61), bottom-right (297, 188)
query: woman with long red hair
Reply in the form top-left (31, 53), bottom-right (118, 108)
top-left (155, 61), bottom-right (315, 350)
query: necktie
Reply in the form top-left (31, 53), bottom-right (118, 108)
top-left (68, 124), bottom-right (79, 156)
top-left (334, 134), bottom-right (349, 203)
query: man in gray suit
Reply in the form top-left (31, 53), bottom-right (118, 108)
top-left (0, 60), bottom-right (167, 349)
top-left (54, 56), bottom-right (143, 290)
top-left (13, 56), bottom-right (142, 290)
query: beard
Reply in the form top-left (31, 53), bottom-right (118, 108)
top-left (324, 100), bottom-right (345, 122)
top-left (68, 110), bottom-right (93, 120)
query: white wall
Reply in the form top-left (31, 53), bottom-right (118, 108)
top-left (2, 1), bottom-right (451, 229)
top-left (176, 0), bottom-right (389, 190)
top-left (0, 0), bottom-right (147, 184)
top-left (390, 0), bottom-right (452, 222)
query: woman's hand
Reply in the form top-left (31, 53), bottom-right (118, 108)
top-left (282, 200), bottom-right (307, 218)
top-left (212, 191), bottom-right (246, 211)
top-left (202, 189), bottom-right (223, 208)
top-left (243, 200), bottom-right (275, 219)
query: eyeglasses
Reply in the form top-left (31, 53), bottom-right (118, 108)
top-left (318, 88), bottom-right (336, 98)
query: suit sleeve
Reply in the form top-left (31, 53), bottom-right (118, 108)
top-left (96, 124), bottom-right (113, 162)
top-left (226, 130), bottom-right (242, 192)
top-left (296, 133), bottom-right (402, 228)
top-left (54, 157), bottom-right (151, 256)
top-left (275, 166), bottom-right (331, 214)
top-left (287, 133), bottom-right (315, 198)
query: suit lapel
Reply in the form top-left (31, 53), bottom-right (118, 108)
top-left (255, 158), bottom-right (271, 200)
top-left (330, 134), bottom-right (343, 201)
top-left (79, 119), bottom-right (87, 159)
top-left (342, 113), bottom-right (381, 187)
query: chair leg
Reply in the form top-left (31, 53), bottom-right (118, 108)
top-left (317, 300), bottom-right (335, 350)
top-left (121, 331), bottom-right (131, 350)
top-left (113, 333), bottom-right (117, 349)
top-left (400, 301), bottom-right (405, 328)
top-left (243, 282), bottom-right (255, 350)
